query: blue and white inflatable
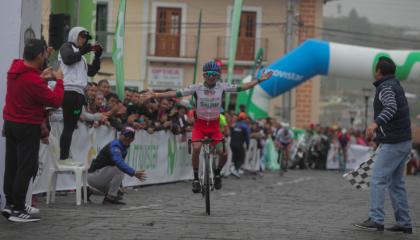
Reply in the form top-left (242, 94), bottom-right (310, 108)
top-left (248, 39), bottom-right (420, 119)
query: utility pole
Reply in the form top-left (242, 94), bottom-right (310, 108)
top-left (283, 0), bottom-right (298, 124)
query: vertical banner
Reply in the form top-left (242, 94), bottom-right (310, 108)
top-left (78, 0), bottom-right (97, 62)
top-left (113, 0), bottom-right (127, 100)
top-left (192, 9), bottom-right (202, 85)
top-left (224, 0), bottom-right (243, 110)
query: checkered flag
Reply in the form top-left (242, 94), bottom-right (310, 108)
top-left (343, 150), bottom-right (377, 190)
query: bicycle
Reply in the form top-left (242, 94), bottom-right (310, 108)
top-left (188, 137), bottom-right (225, 215)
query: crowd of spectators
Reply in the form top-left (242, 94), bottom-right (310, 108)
top-left (72, 81), bottom-right (420, 176)
top-left (80, 80), bottom-right (194, 135)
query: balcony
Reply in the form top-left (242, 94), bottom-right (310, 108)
top-left (147, 33), bottom-right (197, 63)
top-left (217, 36), bottom-right (268, 65)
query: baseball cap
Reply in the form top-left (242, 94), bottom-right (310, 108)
top-left (121, 126), bottom-right (135, 139)
top-left (79, 30), bottom-right (92, 40)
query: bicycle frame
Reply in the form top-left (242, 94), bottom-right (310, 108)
top-left (188, 137), bottom-right (225, 215)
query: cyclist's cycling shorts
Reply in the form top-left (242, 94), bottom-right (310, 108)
top-left (192, 118), bottom-right (223, 145)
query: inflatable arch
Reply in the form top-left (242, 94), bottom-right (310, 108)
top-left (246, 39), bottom-right (420, 119)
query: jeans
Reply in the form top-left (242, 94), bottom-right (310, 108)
top-left (88, 166), bottom-right (124, 197)
top-left (369, 140), bottom-right (412, 227)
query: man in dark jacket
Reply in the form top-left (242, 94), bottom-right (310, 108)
top-left (229, 113), bottom-right (250, 178)
top-left (354, 57), bottom-right (413, 234)
top-left (88, 126), bottom-right (146, 205)
top-left (1, 39), bottom-right (64, 222)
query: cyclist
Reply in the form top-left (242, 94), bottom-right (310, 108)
top-left (143, 60), bottom-right (272, 193)
top-left (275, 125), bottom-right (294, 171)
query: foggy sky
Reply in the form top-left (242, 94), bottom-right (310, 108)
top-left (324, 0), bottom-right (420, 31)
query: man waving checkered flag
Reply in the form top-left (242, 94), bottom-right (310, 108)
top-left (343, 148), bottom-right (378, 190)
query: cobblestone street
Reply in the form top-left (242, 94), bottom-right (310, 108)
top-left (1, 170), bottom-right (419, 240)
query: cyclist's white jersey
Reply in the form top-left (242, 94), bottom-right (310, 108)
top-left (176, 82), bottom-right (242, 121)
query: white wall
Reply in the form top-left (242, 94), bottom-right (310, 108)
top-left (0, 0), bottom-right (41, 209)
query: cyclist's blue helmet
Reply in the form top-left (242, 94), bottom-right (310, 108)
top-left (203, 60), bottom-right (221, 73)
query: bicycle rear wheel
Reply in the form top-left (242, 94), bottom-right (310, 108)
top-left (204, 155), bottom-right (210, 215)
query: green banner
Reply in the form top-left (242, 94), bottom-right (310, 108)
top-left (224, 0), bottom-right (243, 110)
top-left (79, 0), bottom-right (96, 62)
top-left (113, 0), bottom-right (127, 100)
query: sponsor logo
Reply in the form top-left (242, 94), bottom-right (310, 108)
top-left (266, 69), bottom-right (304, 82)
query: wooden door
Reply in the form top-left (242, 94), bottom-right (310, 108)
top-left (236, 11), bottom-right (256, 61)
top-left (155, 7), bottom-right (181, 57)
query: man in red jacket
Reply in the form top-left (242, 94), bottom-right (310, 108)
top-left (1, 39), bottom-right (64, 223)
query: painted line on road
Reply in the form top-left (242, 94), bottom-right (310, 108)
top-left (220, 192), bottom-right (237, 196)
top-left (275, 177), bottom-right (312, 186)
top-left (120, 204), bottom-right (161, 211)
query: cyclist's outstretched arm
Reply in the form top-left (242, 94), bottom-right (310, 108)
top-left (144, 85), bottom-right (198, 99)
top-left (241, 70), bottom-right (273, 91)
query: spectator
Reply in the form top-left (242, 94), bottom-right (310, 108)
top-left (98, 79), bottom-right (110, 97)
top-left (80, 92), bottom-right (109, 127)
top-left (85, 82), bottom-right (98, 106)
top-left (2, 39), bottom-right (64, 222)
top-left (229, 113), bottom-right (250, 178)
top-left (105, 93), bottom-right (126, 131)
top-left (355, 131), bottom-right (367, 145)
top-left (354, 57), bottom-right (413, 233)
top-left (124, 88), bottom-right (134, 106)
top-left (88, 126), bottom-right (146, 205)
top-left (58, 26), bottom-right (102, 165)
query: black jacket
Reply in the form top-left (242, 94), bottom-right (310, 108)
top-left (373, 75), bottom-right (411, 143)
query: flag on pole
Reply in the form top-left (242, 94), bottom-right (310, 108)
top-left (224, 0), bottom-right (243, 110)
top-left (112, 0), bottom-right (126, 100)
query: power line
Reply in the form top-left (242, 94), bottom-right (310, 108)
top-left (299, 24), bottom-right (420, 44)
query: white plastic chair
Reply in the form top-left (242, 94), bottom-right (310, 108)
top-left (46, 136), bottom-right (88, 206)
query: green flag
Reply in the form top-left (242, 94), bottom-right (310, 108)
top-left (112, 0), bottom-right (126, 100)
top-left (224, 0), bottom-right (243, 110)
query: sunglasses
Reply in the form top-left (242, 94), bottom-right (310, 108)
top-left (204, 71), bottom-right (220, 77)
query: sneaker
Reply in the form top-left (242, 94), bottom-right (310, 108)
top-left (102, 195), bottom-right (126, 205)
top-left (214, 174), bottom-right (222, 190)
top-left (230, 169), bottom-right (240, 178)
top-left (386, 225), bottom-right (412, 234)
top-left (25, 204), bottom-right (40, 215)
top-left (192, 179), bottom-right (201, 193)
top-left (353, 218), bottom-right (384, 231)
top-left (1, 204), bottom-right (13, 219)
top-left (238, 169), bottom-right (244, 175)
top-left (8, 209), bottom-right (40, 223)
top-left (117, 189), bottom-right (125, 201)
top-left (59, 159), bottom-right (83, 166)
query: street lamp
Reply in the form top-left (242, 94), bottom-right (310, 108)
top-left (362, 88), bottom-right (371, 130)
top-left (349, 109), bottom-right (356, 129)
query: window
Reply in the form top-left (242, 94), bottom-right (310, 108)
top-left (96, 3), bottom-right (109, 53)
top-left (155, 7), bottom-right (182, 57)
top-left (237, 11), bottom-right (256, 60)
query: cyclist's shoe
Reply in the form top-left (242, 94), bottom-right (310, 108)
top-left (214, 174), bottom-right (222, 190)
top-left (192, 180), bottom-right (201, 193)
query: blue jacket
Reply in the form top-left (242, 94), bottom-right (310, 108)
top-left (88, 139), bottom-right (135, 176)
top-left (373, 75), bottom-right (411, 144)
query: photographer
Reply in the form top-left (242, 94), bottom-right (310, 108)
top-left (58, 26), bottom-right (102, 165)
top-left (2, 39), bottom-right (64, 222)
top-left (88, 126), bottom-right (147, 205)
